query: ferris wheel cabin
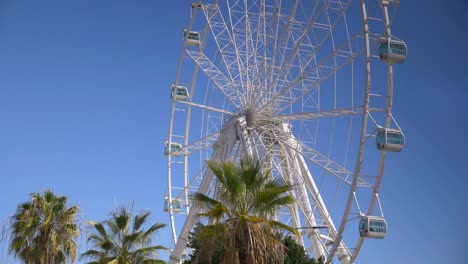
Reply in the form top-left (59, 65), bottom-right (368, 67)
top-left (359, 216), bottom-right (387, 239)
top-left (164, 141), bottom-right (182, 157)
top-left (379, 39), bottom-right (407, 64)
top-left (184, 30), bottom-right (200, 46)
top-left (171, 85), bottom-right (188, 101)
top-left (376, 128), bottom-right (405, 152)
top-left (164, 197), bottom-right (182, 213)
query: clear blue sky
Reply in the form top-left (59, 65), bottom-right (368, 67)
top-left (0, 0), bottom-right (466, 263)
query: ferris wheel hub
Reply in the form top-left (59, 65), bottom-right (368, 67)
top-left (244, 107), bottom-right (256, 128)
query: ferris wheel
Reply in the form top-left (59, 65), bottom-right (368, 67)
top-left (164, 0), bottom-right (406, 263)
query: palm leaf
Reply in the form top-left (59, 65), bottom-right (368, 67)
top-left (191, 192), bottom-right (219, 209)
top-left (133, 211), bottom-right (150, 231)
top-left (270, 220), bottom-right (298, 236)
top-left (199, 203), bottom-right (230, 219)
top-left (80, 205), bottom-right (167, 263)
top-left (143, 223), bottom-right (166, 239)
top-left (89, 221), bottom-right (108, 239)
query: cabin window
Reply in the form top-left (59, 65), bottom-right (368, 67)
top-left (359, 219), bottom-right (367, 232)
top-left (387, 132), bottom-right (404, 145)
top-left (188, 33), bottom-right (199, 40)
top-left (177, 89), bottom-right (187, 96)
top-left (377, 130), bottom-right (385, 142)
top-left (164, 141), bottom-right (182, 156)
top-left (389, 42), bottom-right (406, 55)
top-left (369, 221), bottom-right (386, 233)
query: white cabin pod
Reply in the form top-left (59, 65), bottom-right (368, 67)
top-left (184, 30), bottom-right (200, 46)
top-left (359, 216), bottom-right (387, 239)
top-left (171, 85), bottom-right (188, 101)
top-left (376, 127), bottom-right (405, 152)
top-left (379, 39), bottom-right (407, 64)
top-left (164, 197), bottom-right (181, 213)
top-left (164, 141), bottom-right (182, 156)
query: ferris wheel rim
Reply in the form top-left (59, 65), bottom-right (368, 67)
top-left (166, 1), bottom-right (401, 263)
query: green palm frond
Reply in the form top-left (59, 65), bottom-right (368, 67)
top-left (114, 210), bottom-right (131, 233)
top-left (205, 160), bottom-right (228, 185)
top-left (243, 214), bottom-right (266, 224)
top-left (191, 192), bottom-right (219, 209)
top-left (223, 166), bottom-right (243, 197)
top-left (270, 220), bottom-right (298, 236)
top-left (143, 223), bottom-right (166, 239)
top-left (134, 211), bottom-right (150, 231)
top-left (89, 221), bottom-right (108, 239)
top-left (104, 219), bottom-right (120, 236)
top-left (123, 232), bottom-right (141, 245)
top-left (132, 245), bottom-right (168, 260)
top-left (81, 249), bottom-right (105, 258)
top-left (81, 205), bottom-right (167, 264)
top-left (199, 203), bottom-right (230, 219)
top-left (141, 259), bottom-right (166, 264)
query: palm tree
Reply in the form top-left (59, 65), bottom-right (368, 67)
top-left (81, 205), bottom-right (167, 264)
top-left (191, 157), bottom-right (298, 264)
top-left (9, 190), bottom-right (79, 263)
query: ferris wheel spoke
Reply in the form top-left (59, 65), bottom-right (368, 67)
top-left (296, 0), bottom-right (353, 72)
top-left (251, 120), bottom-right (370, 187)
top-left (186, 50), bottom-right (243, 107)
top-left (244, 0), bottom-right (274, 105)
top-left (275, 106), bottom-right (382, 121)
top-left (202, 3), bottom-right (245, 95)
top-left (247, 0), bottom-right (281, 107)
top-left (275, 32), bottom-right (365, 113)
top-left (248, 0), bottom-right (266, 92)
top-left (264, 1), bottom-right (324, 103)
top-left (225, 0), bottom-right (258, 103)
top-left (294, 141), bottom-right (371, 188)
top-left (243, 0), bottom-right (281, 106)
top-left (234, 0), bottom-right (284, 108)
top-left (178, 101), bottom-right (233, 116)
top-left (184, 131), bottom-right (220, 155)
top-left (264, 1), bottom-right (356, 112)
top-left (241, 0), bottom-right (256, 89)
top-left (260, 0), bottom-right (300, 105)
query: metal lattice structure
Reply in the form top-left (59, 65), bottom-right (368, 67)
top-left (165, 0), bottom-right (405, 263)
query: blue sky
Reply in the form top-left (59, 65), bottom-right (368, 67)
top-left (0, 0), bottom-right (467, 263)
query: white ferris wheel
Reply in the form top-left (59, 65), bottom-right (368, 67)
top-left (164, 0), bottom-right (407, 263)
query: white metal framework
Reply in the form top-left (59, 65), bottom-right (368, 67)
top-left (165, 0), bottom-right (404, 263)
